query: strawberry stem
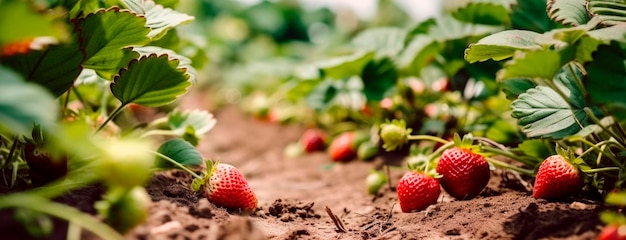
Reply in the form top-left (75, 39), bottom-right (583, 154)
top-left (95, 104), bottom-right (126, 134)
top-left (567, 137), bottom-right (624, 168)
top-left (407, 135), bottom-right (449, 145)
top-left (580, 167), bottom-right (621, 173)
top-left (428, 141), bottom-right (455, 162)
top-left (485, 157), bottom-right (534, 176)
top-left (480, 146), bottom-right (539, 167)
top-left (151, 151), bottom-right (203, 179)
top-left (585, 107), bottom-right (626, 148)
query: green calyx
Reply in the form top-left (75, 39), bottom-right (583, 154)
top-left (380, 119), bottom-right (412, 151)
top-left (191, 159), bottom-right (217, 192)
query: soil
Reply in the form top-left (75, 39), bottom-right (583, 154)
top-left (0, 90), bottom-right (608, 239)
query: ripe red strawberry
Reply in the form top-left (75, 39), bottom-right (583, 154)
top-left (328, 131), bottom-right (368, 162)
top-left (329, 132), bottom-right (356, 162)
top-left (300, 129), bottom-right (327, 152)
top-left (598, 224), bottom-right (626, 240)
top-left (532, 155), bottom-right (583, 199)
top-left (203, 163), bottom-right (257, 213)
top-left (436, 147), bottom-right (490, 200)
top-left (397, 171), bottom-right (441, 212)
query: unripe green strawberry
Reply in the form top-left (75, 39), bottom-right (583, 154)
top-left (204, 163), bottom-right (257, 213)
top-left (436, 147), bottom-right (490, 200)
top-left (397, 171), bottom-right (441, 213)
top-left (357, 141), bottom-right (379, 161)
top-left (106, 187), bottom-right (152, 233)
top-left (99, 139), bottom-right (154, 188)
top-left (365, 170), bottom-right (388, 195)
top-left (532, 155), bottom-right (583, 199)
top-left (379, 120), bottom-right (411, 151)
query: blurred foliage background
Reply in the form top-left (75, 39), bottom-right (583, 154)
top-left (175, 0), bottom-right (445, 105)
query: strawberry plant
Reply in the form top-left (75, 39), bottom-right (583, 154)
top-left (462, 0), bottom-right (626, 196)
top-left (0, 0), bottom-right (230, 238)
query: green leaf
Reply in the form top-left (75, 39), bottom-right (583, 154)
top-left (547, 0), bottom-right (591, 26)
top-left (121, 0), bottom-right (194, 40)
top-left (408, 18), bottom-right (437, 37)
top-left (575, 36), bottom-right (602, 64)
top-left (586, 43), bottom-right (626, 107)
top-left (396, 36), bottom-right (440, 76)
top-left (0, 66), bottom-right (59, 135)
top-left (511, 0), bottom-right (558, 32)
top-left (1, 41), bottom-right (83, 96)
top-left (428, 15), bottom-right (502, 41)
top-left (132, 46), bottom-right (197, 83)
top-left (588, 24), bottom-right (626, 43)
top-left (465, 30), bottom-right (544, 63)
top-left (510, 67), bottom-right (602, 139)
top-left (155, 138), bottom-right (202, 168)
top-left (68, 0), bottom-right (111, 19)
top-left (588, 0), bottom-right (626, 26)
top-left (351, 27), bottom-right (407, 58)
top-left (500, 78), bottom-right (536, 100)
top-left (361, 58), bottom-right (398, 101)
top-left (317, 51), bottom-right (374, 79)
top-left (497, 47), bottom-right (576, 81)
top-left (306, 79), bottom-right (339, 111)
top-left (79, 8), bottom-right (150, 79)
top-left (167, 109), bottom-right (216, 145)
top-left (452, 1), bottom-right (511, 26)
top-left (573, 116), bottom-right (614, 138)
top-left (110, 54), bottom-right (190, 107)
top-left (0, 1), bottom-right (69, 45)
top-left (518, 139), bottom-right (553, 159)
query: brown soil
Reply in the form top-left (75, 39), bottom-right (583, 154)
top-left (0, 90), bottom-right (607, 239)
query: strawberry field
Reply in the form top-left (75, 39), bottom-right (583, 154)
top-left (2, 0), bottom-right (626, 239)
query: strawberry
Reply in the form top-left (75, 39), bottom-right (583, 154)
top-left (397, 171), bottom-right (441, 213)
top-left (23, 143), bottom-right (67, 186)
top-left (300, 129), bottom-right (327, 152)
top-left (328, 131), bottom-right (368, 162)
top-left (203, 163), bottom-right (257, 213)
top-left (436, 147), bottom-right (490, 200)
top-left (598, 224), bottom-right (626, 240)
top-left (532, 155), bottom-right (583, 199)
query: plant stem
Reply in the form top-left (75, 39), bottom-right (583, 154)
top-left (96, 104), bottom-right (126, 134)
top-left (585, 107), bottom-right (626, 148)
top-left (485, 157), bottom-right (534, 176)
top-left (580, 167), bottom-right (621, 173)
top-left (428, 141), bottom-right (455, 162)
top-left (480, 146), bottom-right (538, 167)
top-left (567, 137), bottom-right (624, 168)
top-left (3, 136), bottom-right (19, 169)
top-left (0, 194), bottom-right (124, 240)
top-left (150, 151), bottom-right (202, 179)
top-left (144, 117), bottom-right (169, 130)
top-left (407, 135), bottom-right (449, 145)
top-left (71, 87), bottom-right (93, 115)
top-left (140, 130), bottom-right (178, 138)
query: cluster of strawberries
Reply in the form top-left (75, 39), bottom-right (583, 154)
top-left (397, 146), bottom-right (583, 213)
